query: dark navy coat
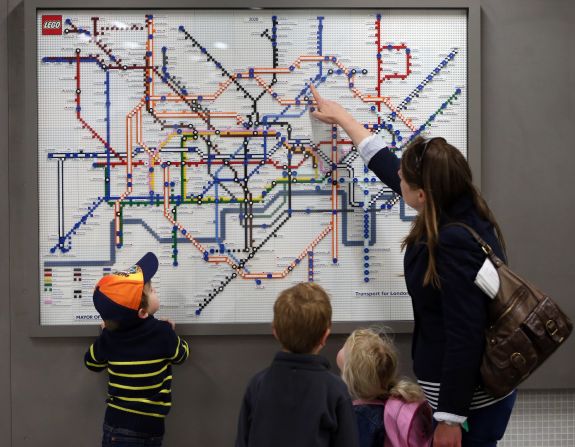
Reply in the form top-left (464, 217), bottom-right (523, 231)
top-left (368, 147), bottom-right (505, 416)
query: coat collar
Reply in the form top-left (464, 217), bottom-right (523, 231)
top-left (440, 194), bottom-right (475, 225)
top-left (273, 351), bottom-right (330, 370)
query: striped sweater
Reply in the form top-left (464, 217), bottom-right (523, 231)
top-left (84, 316), bottom-right (189, 435)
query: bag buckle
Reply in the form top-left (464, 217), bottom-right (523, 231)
top-left (511, 352), bottom-right (526, 370)
top-left (481, 245), bottom-right (492, 255)
top-left (546, 320), bottom-right (564, 341)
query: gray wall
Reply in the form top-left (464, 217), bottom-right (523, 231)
top-left (1, 0), bottom-right (11, 445)
top-left (480, 0), bottom-right (575, 387)
top-left (2, 0), bottom-right (575, 446)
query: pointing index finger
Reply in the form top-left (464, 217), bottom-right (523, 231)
top-left (309, 84), bottom-right (320, 103)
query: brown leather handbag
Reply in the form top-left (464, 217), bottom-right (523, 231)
top-left (452, 223), bottom-right (572, 398)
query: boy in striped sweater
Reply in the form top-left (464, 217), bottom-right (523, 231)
top-left (84, 252), bottom-right (189, 446)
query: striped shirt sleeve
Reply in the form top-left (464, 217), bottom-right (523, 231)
top-left (169, 335), bottom-right (189, 365)
top-left (84, 338), bottom-right (108, 372)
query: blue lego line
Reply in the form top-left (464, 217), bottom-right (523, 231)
top-left (402, 87), bottom-right (463, 147)
top-left (215, 180), bottom-right (219, 242)
top-left (42, 57), bottom-right (98, 63)
top-left (217, 189), bottom-right (382, 247)
top-left (388, 49), bottom-right (459, 120)
top-left (46, 218), bottom-right (116, 267)
top-left (262, 72), bottom-right (332, 125)
top-left (46, 185), bottom-right (406, 265)
top-left (49, 197), bottom-right (106, 254)
top-left (317, 16), bottom-right (324, 77)
top-left (44, 56), bottom-right (114, 198)
top-left (194, 141), bottom-right (247, 199)
top-left (244, 140), bottom-right (284, 181)
top-left (400, 199), bottom-right (416, 221)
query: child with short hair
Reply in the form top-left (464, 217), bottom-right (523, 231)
top-left (337, 328), bottom-right (432, 447)
top-left (84, 252), bottom-right (189, 447)
top-left (235, 282), bottom-right (359, 447)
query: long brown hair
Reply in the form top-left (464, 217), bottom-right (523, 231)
top-left (400, 136), bottom-right (505, 288)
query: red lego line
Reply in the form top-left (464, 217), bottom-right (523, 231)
top-left (376, 17), bottom-right (382, 124)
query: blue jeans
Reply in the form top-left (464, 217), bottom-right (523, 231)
top-left (102, 424), bottom-right (163, 446)
top-left (461, 390), bottom-right (517, 447)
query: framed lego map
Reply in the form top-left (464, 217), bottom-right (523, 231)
top-left (27, 1), bottom-right (480, 334)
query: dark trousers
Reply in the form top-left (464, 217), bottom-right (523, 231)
top-left (461, 390), bottom-right (517, 447)
top-left (102, 424), bottom-right (163, 447)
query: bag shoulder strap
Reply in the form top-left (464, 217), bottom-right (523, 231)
top-left (445, 222), bottom-right (504, 267)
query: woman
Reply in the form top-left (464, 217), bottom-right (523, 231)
top-left (309, 85), bottom-right (516, 447)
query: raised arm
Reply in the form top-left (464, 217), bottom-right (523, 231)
top-left (309, 85), bottom-right (401, 195)
top-left (169, 333), bottom-right (189, 365)
top-left (84, 338), bottom-right (108, 372)
top-left (309, 85), bottom-right (371, 147)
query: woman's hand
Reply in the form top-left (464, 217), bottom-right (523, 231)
top-left (433, 422), bottom-right (462, 447)
top-left (309, 84), bottom-right (352, 125)
top-left (308, 84), bottom-right (371, 146)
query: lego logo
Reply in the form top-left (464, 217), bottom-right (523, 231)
top-left (43, 21), bottom-right (61, 30)
top-left (42, 15), bottom-right (62, 35)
